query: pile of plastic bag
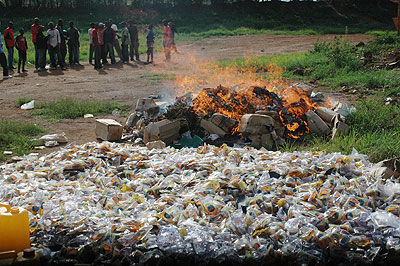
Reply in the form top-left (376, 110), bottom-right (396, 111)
top-left (1, 142), bottom-right (400, 265)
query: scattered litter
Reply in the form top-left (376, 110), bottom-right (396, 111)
top-left (84, 114), bottom-right (94, 118)
top-left (3, 151), bottom-right (12, 155)
top-left (39, 133), bottom-right (68, 144)
top-left (112, 108), bottom-right (121, 117)
top-left (20, 100), bottom-right (35, 110)
top-left (44, 141), bottom-right (59, 147)
top-left (369, 157), bottom-right (400, 183)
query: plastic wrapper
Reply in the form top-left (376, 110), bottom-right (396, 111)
top-left (1, 142), bottom-right (400, 265)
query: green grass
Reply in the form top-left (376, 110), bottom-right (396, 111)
top-left (31, 98), bottom-right (127, 120)
top-left (0, 120), bottom-right (45, 162)
top-left (139, 73), bottom-right (176, 81)
top-left (218, 33), bottom-right (400, 162)
top-left (15, 98), bottom-right (33, 107)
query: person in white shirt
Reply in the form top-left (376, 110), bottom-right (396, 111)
top-left (120, 21), bottom-right (130, 64)
top-left (109, 19), bottom-right (122, 60)
top-left (47, 22), bottom-right (65, 70)
top-left (88, 22), bottom-right (95, 64)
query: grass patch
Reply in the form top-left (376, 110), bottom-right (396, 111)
top-left (31, 98), bottom-right (127, 120)
top-left (139, 73), bottom-right (176, 81)
top-left (0, 120), bottom-right (45, 162)
top-left (15, 98), bottom-right (33, 107)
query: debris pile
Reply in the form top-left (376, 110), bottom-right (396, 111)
top-left (1, 142), bottom-right (400, 265)
top-left (123, 84), bottom-right (351, 149)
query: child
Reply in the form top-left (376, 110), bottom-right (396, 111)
top-left (15, 28), bottom-right (28, 73)
top-left (146, 24), bottom-right (154, 64)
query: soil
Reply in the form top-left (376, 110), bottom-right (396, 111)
top-left (0, 34), bottom-right (372, 154)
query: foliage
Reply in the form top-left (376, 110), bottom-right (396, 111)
top-left (0, 120), bottom-right (45, 161)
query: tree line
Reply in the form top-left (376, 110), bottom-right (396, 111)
top-left (0, 0), bottom-right (392, 9)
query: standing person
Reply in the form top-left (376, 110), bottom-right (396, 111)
top-left (47, 22), bottom-right (65, 70)
top-left (88, 22), bottom-right (95, 64)
top-left (67, 21), bottom-right (80, 65)
top-left (15, 28), bottom-right (28, 73)
top-left (103, 22), bottom-right (116, 64)
top-left (120, 22), bottom-right (130, 64)
top-left (35, 26), bottom-right (47, 71)
top-left (109, 19), bottom-right (122, 60)
top-left (4, 21), bottom-right (15, 70)
top-left (56, 19), bottom-right (67, 67)
top-left (146, 24), bottom-right (154, 64)
top-left (168, 21), bottom-right (179, 54)
top-left (98, 23), bottom-right (106, 65)
top-left (92, 23), bottom-right (103, 69)
top-left (162, 20), bottom-right (172, 62)
top-left (0, 21), bottom-right (12, 79)
top-left (31, 17), bottom-right (40, 70)
top-left (128, 22), bottom-right (139, 61)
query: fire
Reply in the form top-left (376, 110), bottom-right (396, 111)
top-left (171, 54), bottom-right (322, 139)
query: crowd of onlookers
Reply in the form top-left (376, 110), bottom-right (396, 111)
top-left (0, 17), bottom-right (178, 80)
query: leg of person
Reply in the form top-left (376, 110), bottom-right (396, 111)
top-left (0, 53), bottom-right (10, 78)
top-left (37, 49), bottom-right (45, 70)
top-left (89, 45), bottom-right (94, 64)
top-left (135, 43), bottom-right (139, 61)
top-left (114, 39), bottom-right (122, 59)
top-left (130, 43), bottom-right (134, 61)
top-left (101, 45), bottom-right (107, 64)
top-left (75, 45), bottom-right (80, 64)
top-left (94, 45), bottom-right (101, 69)
top-left (56, 46), bottom-right (65, 69)
top-left (108, 43), bottom-right (116, 64)
top-left (34, 43), bottom-right (39, 69)
top-left (48, 46), bottom-right (56, 68)
top-left (22, 51), bottom-right (27, 71)
top-left (61, 44), bottom-right (67, 65)
top-left (68, 44), bottom-right (73, 65)
top-left (17, 50), bottom-right (22, 73)
top-left (7, 47), bottom-right (13, 68)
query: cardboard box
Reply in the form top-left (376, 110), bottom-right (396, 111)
top-left (95, 119), bottom-right (123, 141)
top-left (239, 114), bottom-right (275, 135)
top-left (200, 119), bottom-right (227, 137)
top-left (210, 113), bottom-right (238, 133)
top-left (144, 119), bottom-right (181, 144)
top-left (305, 110), bottom-right (330, 135)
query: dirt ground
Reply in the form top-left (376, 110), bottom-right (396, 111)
top-left (0, 34), bottom-right (372, 151)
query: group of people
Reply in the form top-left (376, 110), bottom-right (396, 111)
top-left (0, 17), bottom-right (178, 80)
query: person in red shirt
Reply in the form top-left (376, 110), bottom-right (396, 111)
top-left (162, 20), bottom-right (172, 62)
top-left (15, 28), bottom-right (28, 73)
top-left (31, 17), bottom-right (40, 70)
top-left (92, 23), bottom-right (104, 69)
top-left (4, 21), bottom-right (15, 70)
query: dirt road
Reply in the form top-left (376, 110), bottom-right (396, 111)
top-left (0, 34), bottom-right (371, 147)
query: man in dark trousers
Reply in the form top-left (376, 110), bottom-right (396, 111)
top-left (4, 21), bottom-right (15, 70)
top-left (67, 21), bottom-right (80, 65)
top-left (31, 17), bottom-right (40, 70)
top-left (35, 26), bottom-right (47, 71)
top-left (56, 19), bottom-right (67, 67)
top-left (129, 21), bottom-right (139, 61)
top-left (92, 23), bottom-right (103, 69)
top-left (103, 22), bottom-right (116, 64)
top-left (0, 21), bottom-right (12, 79)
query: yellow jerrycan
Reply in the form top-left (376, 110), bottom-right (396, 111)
top-left (0, 203), bottom-right (31, 256)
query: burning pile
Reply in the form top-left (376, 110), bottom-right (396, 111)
top-left (121, 83), bottom-right (350, 149)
